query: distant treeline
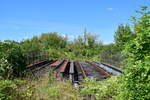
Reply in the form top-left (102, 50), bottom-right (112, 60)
top-left (20, 23), bottom-right (134, 68)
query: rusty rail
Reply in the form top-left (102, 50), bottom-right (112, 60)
top-left (76, 61), bottom-right (87, 78)
top-left (27, 59), bottom-right (49, 68)
top-left (59, 60), bottom-right (68, 73)
top-left (86, 61), bottom-right (110, 77)
top-left (27, 60), bottom-right (53, 70)
top-left (50, 60), bottom-right (64, 67)
top-left (54, 60), bottom-right (69, 80)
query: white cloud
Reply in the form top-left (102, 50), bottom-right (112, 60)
top-left (59, 33), bottom-right (77, 41)
top-left (60, 33), bottom-right (66, 37)
top-left (68, 34), bottom-right (76, 40)
top-left (107, 8), bottom-right (114, 11)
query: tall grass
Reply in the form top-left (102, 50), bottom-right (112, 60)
top-left (33, 71), bottom-right (81, 100)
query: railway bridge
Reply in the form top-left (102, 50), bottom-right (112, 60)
top-left (26, 54), bottom-right (122, 84)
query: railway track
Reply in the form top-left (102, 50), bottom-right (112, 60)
top-left (93, 62), bottom-right (122, 75)
top-left (49, 60), bottom-right (122, 83)
top-left (76, 61), bottom-right (109, 81)
top-left (27, 59), bottom-right (122, 82)
top-left (26, 60), bottom-right (122, 100)
top-left (26, 60), bottom-right (54, 77)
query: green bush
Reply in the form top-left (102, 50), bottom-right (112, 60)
top-left (80, 76), bottom-right (121, 100)
top-left (117, 6), bottom-right (150, 100)
top-left (0, 79), bottom-right (35, 100)
top-left (0, 41), bottom-right (27, 78)
top-left (0, 80), bottom-right (17, 100)
top-left (21, 32), bottom-right (102, 61)
top-left (0, 58), bottom-right (12, 79)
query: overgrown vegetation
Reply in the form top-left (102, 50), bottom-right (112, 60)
top-left (21, 31), bottom-right (102, 61)
top-left (0, 41), bottom-right (27, 79)
top-left (117, 6), bottom-right (150, 100)
top-left (34, 71), bottom-right (80, 100)
top-left (0, 6), bottom-right (150, 100)
top-left (0, 79), bottom-right (35, 100)
top-left (80, 76), bottom-right (121, 100)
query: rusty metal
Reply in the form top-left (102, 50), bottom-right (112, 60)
top-left (75, 61), bottom-right (87, 78)
top-left (54, 60), bottom-right (69, 80)
top-left (27, 59), bottom-right (120, 82)
top-left (50, 60), bottom-right (64, 67)
top-left (86, 61), bottom-right (110, 77)
top-left (27, 60), bottom-right (53, 70)
top-left (26, 60), bottom-right (54, 78)
top-left (59, 60), bottom-right (68, 73)
top-left (27, 59), bottom-right (48, 68)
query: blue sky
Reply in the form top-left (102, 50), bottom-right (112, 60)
top-left (0, 0), bottom-right (149, 44)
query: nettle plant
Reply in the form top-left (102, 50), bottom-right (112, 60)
top-left (117, 6), bottom-right (150, 100)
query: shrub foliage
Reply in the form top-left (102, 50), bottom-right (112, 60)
top-left (117, 6), bottom-right (150, 100)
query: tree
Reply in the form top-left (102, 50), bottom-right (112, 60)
top-left (83, 29), bottom-right (97, 48)
top-left (39, 32), bottom-right (67, 49)
top-left (21, 36), bottom-right (42, 53)
top-left (114, 24), bottom-right (134, 50)
top-left (117, 6), bottom-right (150, 100)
